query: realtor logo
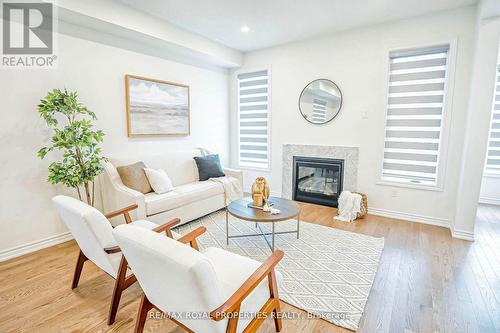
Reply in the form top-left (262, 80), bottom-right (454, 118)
top-left (1, 1), bottom-right (57, 68)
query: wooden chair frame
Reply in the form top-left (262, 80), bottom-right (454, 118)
top-left (70, 203), bottom-right (181, 325)
top-left (133, 226), bottom-right (284, 333)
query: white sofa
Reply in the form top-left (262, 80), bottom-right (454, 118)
top-left (100, 149), bottom-right (243, 226)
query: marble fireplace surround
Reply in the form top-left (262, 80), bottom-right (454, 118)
top-left (282, 144), bottom-right (359, 199)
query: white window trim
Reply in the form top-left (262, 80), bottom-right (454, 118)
top-left (483, 171), bottom-right (500, 178)
top-left (377, 39), bottom-right (458, 192)
top-left (234, 66), bottom-right (272, 172)
top-left (483, 66), bottom-right (500, 176)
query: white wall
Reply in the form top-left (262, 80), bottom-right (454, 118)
top-left (230, 6), bottom-right (477, 228)
top-left (0, 32), bottom-right (230, 258)
top-left (479, 48), bottom-right (500, 207)
top-left (478, 38), bottom-right (500, 206)
top-left (453, 2), bottom-right (500, 239)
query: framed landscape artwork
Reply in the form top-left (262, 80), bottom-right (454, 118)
top-left (125, 74), bottom-right (190, 136)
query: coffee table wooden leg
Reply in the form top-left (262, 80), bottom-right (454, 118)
top-left (226, 209), bottom-right (229, 245)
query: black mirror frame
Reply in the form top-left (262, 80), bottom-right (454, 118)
top-left (298, 79), bottom-right (343, 125)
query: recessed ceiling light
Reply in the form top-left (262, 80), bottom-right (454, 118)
top-left (241, 25), bottom-right (250, 33)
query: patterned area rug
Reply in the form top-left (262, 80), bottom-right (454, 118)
top-left (175, 210), bottom-right (384, 331)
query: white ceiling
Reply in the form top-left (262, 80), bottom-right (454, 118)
top-left (116, 0), bottom-right (477, 52)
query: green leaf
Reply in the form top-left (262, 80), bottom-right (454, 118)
top-left (37, 147), bottom-right (48, 159)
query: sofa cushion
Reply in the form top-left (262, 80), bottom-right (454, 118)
top-left (194, 154), bottom-right (225, 181)
top-left (116, 161), bottom-right (152, 194)
top-left (144, 168), bottom-right (173, 194)
top-left (144, 181), bottom-right (225, 216)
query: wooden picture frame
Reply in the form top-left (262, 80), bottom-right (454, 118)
top-left (125, 74), bottom-right (190, 137)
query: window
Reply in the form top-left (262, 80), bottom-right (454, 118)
top-left (382, 45), bottom-right (450, 186)
top-left (237, 69), bottom-right (270, 169)
top-left (485, 67), bottom-right (500, 174)
top-left (312, 99), bottom-right (327, 123)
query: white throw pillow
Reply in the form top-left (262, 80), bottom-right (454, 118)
top-left (143, 168), bottom-right (173, 194)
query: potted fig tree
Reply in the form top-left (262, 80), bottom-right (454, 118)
top-left (37, 88), bottom-right (107, 206)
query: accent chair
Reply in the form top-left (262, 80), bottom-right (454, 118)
top-left (113, 223), bottom-right (284, 333)
top-left (52, 195), bottom-right (181, 325)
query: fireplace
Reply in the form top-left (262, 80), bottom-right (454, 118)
top-left (292, 156), bottom-right (344, 207)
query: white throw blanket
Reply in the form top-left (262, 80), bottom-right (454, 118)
top-left (209, 176), bottom-right (243, 205)
top-left (334, 191), bottom-right (362, 222)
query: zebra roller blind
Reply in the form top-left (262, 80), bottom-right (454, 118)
top-left (312, 99), bottom-right (327, 123)
top-left (485, 67), bottom-right (500, 174)
top-left (382, 45), bottom-right (450, 185)
top-left (237, 70), bottom-right (269, 169)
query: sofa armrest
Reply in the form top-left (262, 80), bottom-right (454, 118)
top-left (107, 182), bottom-right (147, 222)
top-left (223, 168), bottom-right (243, 187)
top-left (100, 162), bottom-right (147, 223)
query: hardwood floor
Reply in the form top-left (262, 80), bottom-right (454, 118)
top-left (1, 203), bottom-right (499, 333)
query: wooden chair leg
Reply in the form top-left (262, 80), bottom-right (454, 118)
top-left (71, 250), bottom-right (87, 289)
top-left (268, 270), bottom-right (282, 332)
top-left (135, 293), bottom-right (154, 333)
top-left (108, 256), bottom-right (133, 325)
top-left (272, 299), bottom-right (282, 332)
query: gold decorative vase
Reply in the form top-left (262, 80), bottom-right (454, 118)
top-left (251, 177), bottom-right (270, 207)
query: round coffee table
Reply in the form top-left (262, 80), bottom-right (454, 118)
top-left (225, 196), bottom-right (301, 251)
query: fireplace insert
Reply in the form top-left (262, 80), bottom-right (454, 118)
top-left (292, 156), bottom-right (344, 207)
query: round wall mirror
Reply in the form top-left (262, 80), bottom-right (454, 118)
top-left (299, 79), bottom-right (342, 124)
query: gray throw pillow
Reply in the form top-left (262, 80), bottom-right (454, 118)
top-left (116, 161), bottom-right (153, 194)
top-left (194, 154), bottom-right (225, 181)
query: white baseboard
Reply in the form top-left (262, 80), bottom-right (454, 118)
top-left (254, 188), bottom-right (474, 240)
top-left (0, 232), bottom-right (74, 262)
top-left (368, 207), bottom-right (450, 228)
top-left (368, 207), bottom-right (475, 241)
top-left (478, 197), bottom-right (500, 205)
top-left (268, 191), bottom-right (450, 231)
top-left (450, 225), bottom-right (475, 241)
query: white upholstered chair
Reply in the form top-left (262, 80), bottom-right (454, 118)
top-left (52, 195), bottom-right (181, 325)
top-left (113, 224), bottom-right (284, 333)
